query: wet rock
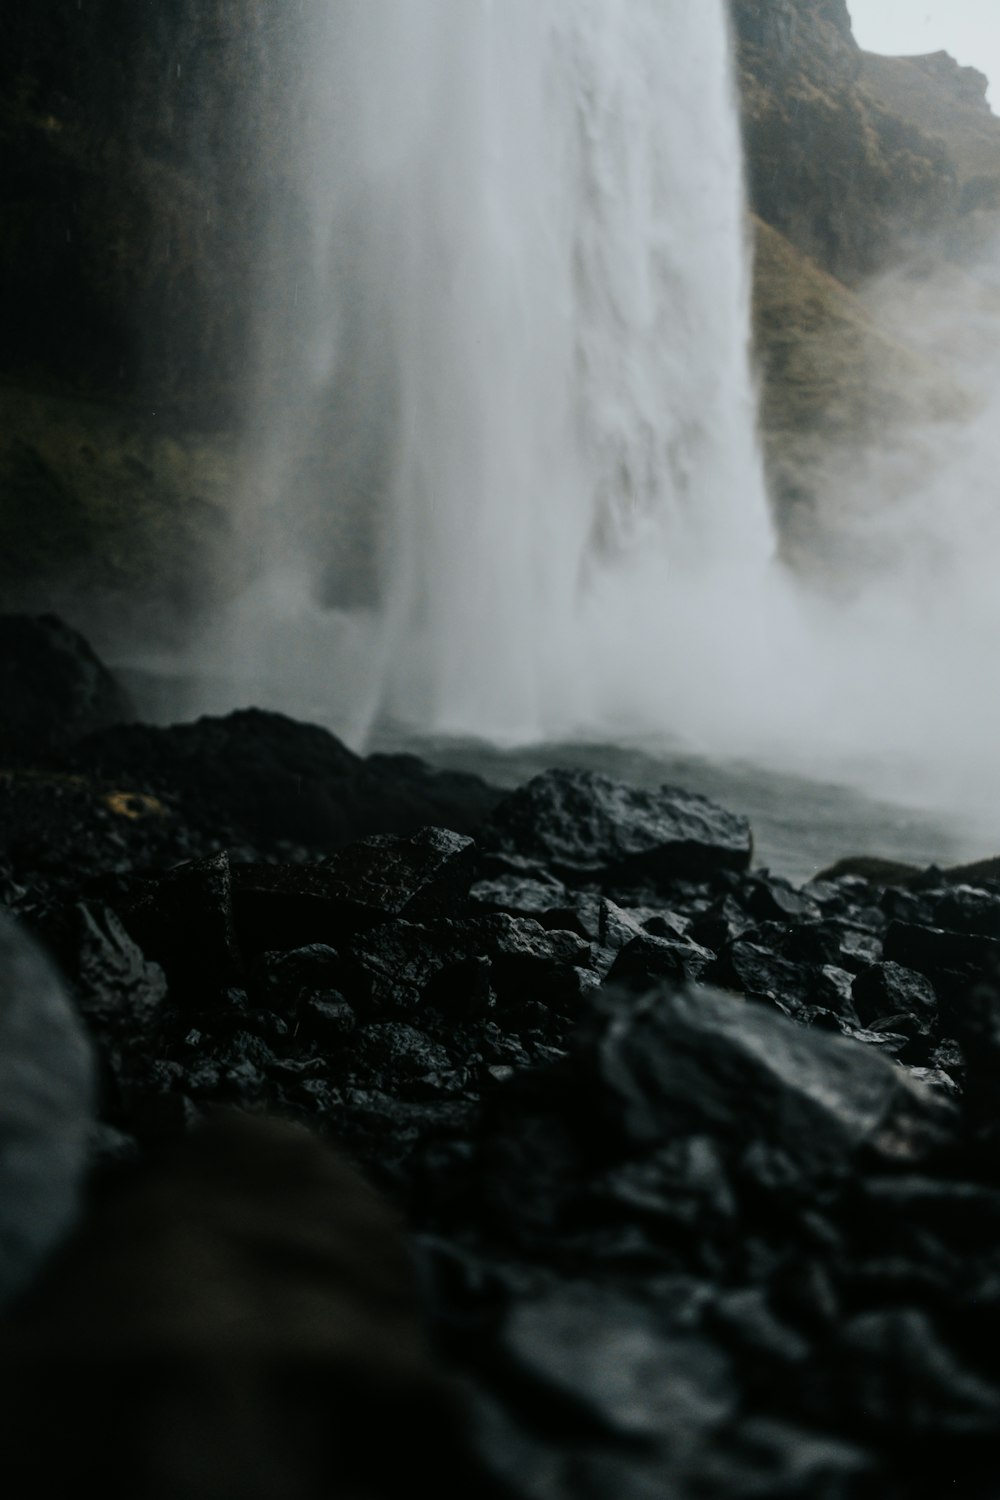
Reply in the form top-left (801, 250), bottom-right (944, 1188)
top-left (73, 709), bottom-right (501, 853)
top-left (480, 768), bottom-right (752, 885)
top-left (0, 613), bottom-right (134, 756)
top-left (687, 895), bottom-right (754, 951)
top-left (709, 938), bottom-right (815, 1014)
top-left (468, 870), bottom-right (571, 920)
top-left (229, 830), bottom-right (475, 952)
top-left (298, 994), bottom-right (356, 1043)
top-left (0, 910), bottom-right (94, 1307)
top-left (577, 984), bottom-right (955, 1172)
top-left (71, 902), bottom-right (168, 1029)
top-left (931, 884), bottom-right (1000, 939)
top-left (498, 1285), bottom-right (736, 1442)
top-left (252, 943), bottom-right (342, 996)
top-left (348, 914), bottom-right (594, 1020)
top-left (741, 872), bottom-right (819, 923)
top-left (120, 849), bottom-right (241, 998)
top-left (882, 921), bottom-right (1000, 999)
top-left (313, 826), bottom-right (476, 925)
top-left (852, 961), bottom-right (937, 1029)
top-left (825, 1308), bottom-right (1000, 1438)
top-left (605, 933), bottom-right (715, 991)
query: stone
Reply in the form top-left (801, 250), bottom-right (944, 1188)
top-left (0, 909), bottom-right (94, 1307)
top-left (481, 768), bottom-right (752, 885)
top-left (605, 934), bottom-right (715, 992)
top-left (852, 962), bottom-right (938, 1029)
top-left (577, 984), bottom-right (955, 1172)
top-left (0, 613), bottom-right (134, 756)
top-left (72, 902), bottom-right (168, 1029)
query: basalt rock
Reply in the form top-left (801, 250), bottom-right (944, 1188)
top-left (0, 909), bottom-right (94, 1308)
top-left (480, 768), bottom-right (752, 886)
top-left (0, 612), bottom-right (135, 755)
top-left (7, 700), bottom-right (1000, 1496)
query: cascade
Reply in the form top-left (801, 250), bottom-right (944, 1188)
top-left (227, 0), bottom-right (776, 745)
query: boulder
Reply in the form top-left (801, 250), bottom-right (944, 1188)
top-left (480, 769), bottom-right (752, 886)
top-left (0, 613), bottom-right (134, 755)
top-left (0, 909), bottom-right (94, 1307)
top-left (576, 984), bottom-right (954, 1172)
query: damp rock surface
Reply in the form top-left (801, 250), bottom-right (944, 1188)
top-left (4, 644), bottom-right (1000, 1497)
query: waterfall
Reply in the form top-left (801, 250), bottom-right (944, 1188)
top-left (227, 0), bottom-right (775, 745)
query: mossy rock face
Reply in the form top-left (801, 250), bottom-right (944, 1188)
top-left (750, 216), bottom-right (971, 569)
top-left (732, 0), bottom-right (959, 283)
top-left (859, 51), bottom-right (1000, 187)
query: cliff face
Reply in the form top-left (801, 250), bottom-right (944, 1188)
top-left (731, 0), bottom-right (957, 283)
top-left (0, 3), bottom-right (323, 636)
top-left (732, 0), bottom-right (1000, 568)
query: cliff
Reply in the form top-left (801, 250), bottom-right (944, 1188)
top-left (732, 0), bottom-right (1000, 565)
top-left (2, 2), bottom-right (999, 623)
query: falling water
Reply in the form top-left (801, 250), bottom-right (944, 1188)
top-left (226, 0), bottom-right (775, 745)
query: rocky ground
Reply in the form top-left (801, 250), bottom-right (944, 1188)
top-left (3, 613), bottom-right (1000, 1497)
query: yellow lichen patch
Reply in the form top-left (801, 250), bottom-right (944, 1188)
top-left (104, 791), bottom-right (166, 821)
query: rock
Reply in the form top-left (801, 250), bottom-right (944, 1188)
top-left (852, 961), bottom-right (937, 1029)
top-left (0, 909), bottom-right (94, 1307)
top-left (605, 934), bottom-right (714, 992)
top-left (481, 769), bottom-right (752, 886)
top-left (236, 827), bottom-right (475, 942)
top-left (931, 885), bottom-right (1000, 939)
top-left (577, 984), bottom-right (955, 1172)
top-left (71, 902), bottom-right (169, 1029)
top-left (498, 1285), bottom-right (736, 1442)
top-left (0, 613), bottom-right (134, 755)
top-left (120, 849), bottom-right (241, 998)
top-left (882, 921), bottom-right (1000, 998)
top-left (72, 709), bottom-right (500, 853)
top-left (348, 914), bottom-right (594, 1021)
top-left (0, 1111), bottom-right (487, 1499)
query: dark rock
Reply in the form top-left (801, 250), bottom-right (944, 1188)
top-left (231, 828), bottom-right (476, 952)
top-left (709, 938), bottom-right (814, 1015)
top-left (468, 870), bottom-right (571, 921)
top-left (348, 914), bottom-right (594, 1020)
top-left (73, 709), bottom-right (501, 854)
top-left (882, 921), bottom-right (1000, 996)
top-left (852, 962), bottom-right (938, 1029)
top-left (497, 1285), bottom-right (736, 1442)
top-left (605, 933), bottom-right (714, 992)
top-left (480, 769), bottom-right (752, 886)
top-left (0, 909), bottom-right (94, 1307)
top-left (825, 1308), bottom-right (1000, 1437)
top-left (931, 885), bottom-right (1000, 939)
top-left (120, 849), bottom-right (241, 998)
top-left (0, 613), bottom-right (134, 755)
top-left (298, 994), bottom-right (356, 1043)
top-left (741, 873), bottom-right (818, 923)
top-left (313, 827), bottom-right (476, 925)
top-left (577, 984), bottom-right (955, 1171)
top-left (0, 1111), bottom-right (486, 1499)
top-left (71, 901), bottom-right (168, 1029)
top-left (687, 895), bottom-right (754, 951)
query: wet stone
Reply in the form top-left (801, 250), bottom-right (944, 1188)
top-left (480, 768), bottom-right (752, 886)
top-left (72, 902), bottom-right (168, 1030)
top-left (605, 933), bottom-right (715, 991)
top-left (930, 884), bottom-right (1000, 939)
top-left (575, 984), bottom-right (955, 1172)
top-left (852, 961), bottom-right (938, 1029)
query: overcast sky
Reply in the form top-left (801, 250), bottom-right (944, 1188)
top-left (848, 0), bottom-right (1000, 107)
